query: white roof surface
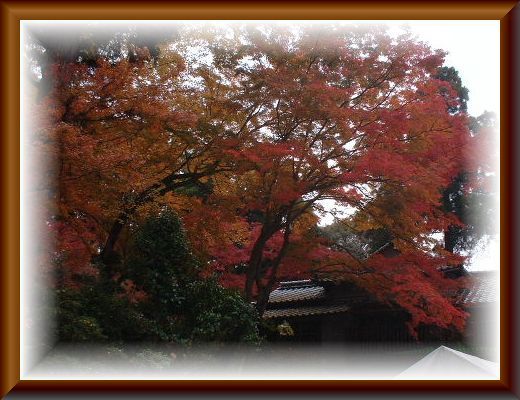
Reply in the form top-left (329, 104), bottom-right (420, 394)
top-left (396, 346), bottom-right (499, 380)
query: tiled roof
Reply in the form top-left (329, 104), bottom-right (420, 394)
top-left (265, 272), bottom-right (498, 321)
top-left (268, 284), bottom-right (325, 304)
top-left (457, 272), bottom-right (498, 305)
top-left (263, 304), bottom-right (351, 319)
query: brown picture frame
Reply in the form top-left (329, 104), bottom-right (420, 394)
top-left (1, 1), bottom-right (518, 397)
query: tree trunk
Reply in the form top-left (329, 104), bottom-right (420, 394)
top-left (244, 215), bottom-right (284, 302)
top-left (444, 225), bottom-right (461, 253)
top-left (255, 225), bottom-right (291, 315)
top-left (245, 230), bottom-right (271, 302)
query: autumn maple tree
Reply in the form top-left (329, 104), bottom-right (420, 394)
top-left (31, 28), bottom-right (240, 280)
top-left (29, 23), bottom-right (476, 334)
top-left (190, 25), bottom-right (472, 324)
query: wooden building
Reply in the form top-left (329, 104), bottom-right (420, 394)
top-left (263, 271), bottom-right (498, 351)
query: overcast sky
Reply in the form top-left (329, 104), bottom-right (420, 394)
top-left (404, 20), bottom-right (500, 118)
top-left (327, 20), bottom-right (500, 118)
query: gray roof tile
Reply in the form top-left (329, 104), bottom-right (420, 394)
top-left (268, 285), bottom-right (325, 303)
top-left (457, 272), bottom-right (498, 305)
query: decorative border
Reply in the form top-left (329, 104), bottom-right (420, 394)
top-left (1, 1), bottom-right (517, 397)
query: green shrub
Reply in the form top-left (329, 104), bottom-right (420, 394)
top-left (55, 209), bottom-right (261, 346)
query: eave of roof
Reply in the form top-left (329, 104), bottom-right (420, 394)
top-left (263, 304), bottom-right (351, 319)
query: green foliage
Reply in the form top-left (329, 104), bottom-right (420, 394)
top-left (125, 209), bottom-right (260, 344)
top-left (441, 111), bottom-right (497, 253)
top-left (55, 278), bottom-right (147, 342)
top-left (469, 111), bottom-right (497, 134)
top-left (125, 209), bottom-right (198, 325)
top-left (55, 209), bottom-right (261, 345)
top-left (182, 279), bottom-right (260, 344)
top-left (435, 65), bottom-right (496, 254)
top-left (442, 173), bottom-right (497, 253)
top-left (127, 209), bottom-right (198, 285)
top-left (435, 66), bottom-right (469, 113)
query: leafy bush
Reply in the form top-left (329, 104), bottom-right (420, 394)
top-left (55, 209), bottom-right (261, 345)
top-left (55, 277), bottom-right (147, 342)
top-left (183, 279), bottom-right (260, 344)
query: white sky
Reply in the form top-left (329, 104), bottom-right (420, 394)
top-left (404, 20), bottom-right (500, 117)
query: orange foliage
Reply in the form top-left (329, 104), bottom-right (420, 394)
top-left (34, 24), bottom-right (475, 331)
